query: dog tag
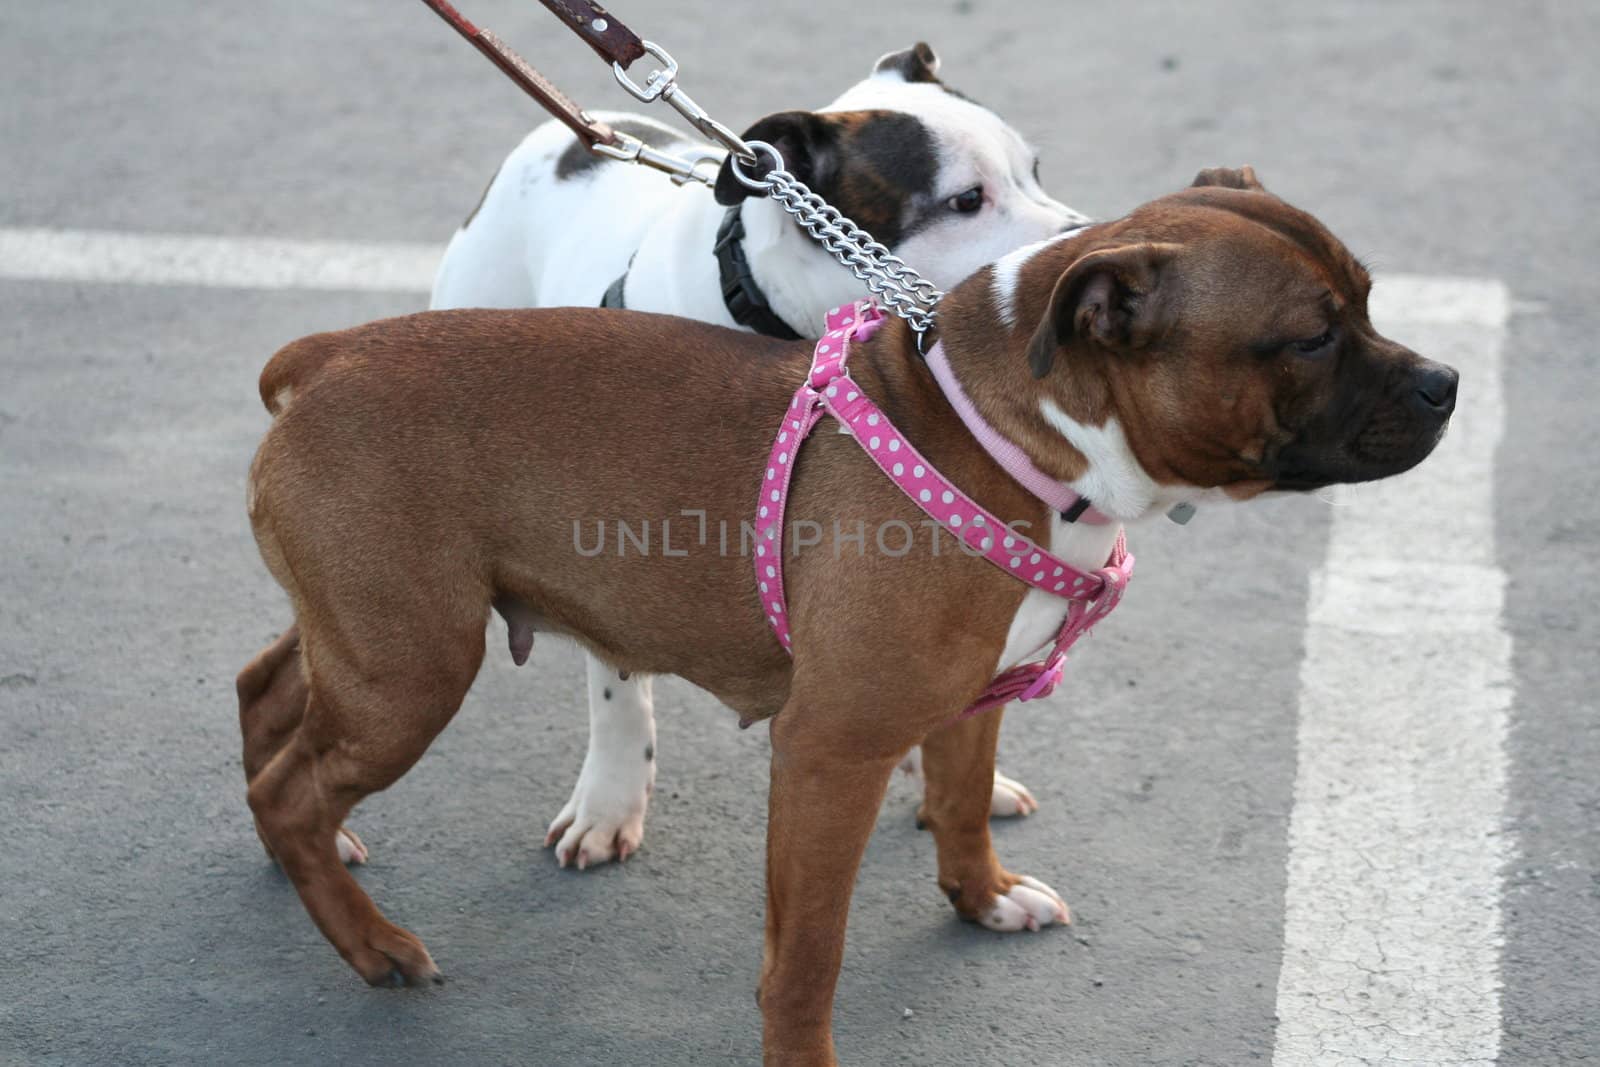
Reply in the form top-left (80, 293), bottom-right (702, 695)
top-left (1167, 502), bottom-right (1197, 525)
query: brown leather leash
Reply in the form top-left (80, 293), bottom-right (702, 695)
top-left (531, 0), bottom-right (645, 67)
top-left (419, 0), bottom-right (641, 153)
top-left (420, 0), bottom-right (728, 184)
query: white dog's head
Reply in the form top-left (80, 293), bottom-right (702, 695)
top-left (715, 43), bottom-right (1091, 298)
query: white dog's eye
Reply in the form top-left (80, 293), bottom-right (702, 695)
top-left (947, 186), bottom-right (984, 213)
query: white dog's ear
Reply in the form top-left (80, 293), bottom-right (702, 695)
top-left (713, 110), bottom-right (837, 206)
top-left (872, 42), bottom-right (941, 83)
top-left (1026, 244), bottom-right (1182, 378)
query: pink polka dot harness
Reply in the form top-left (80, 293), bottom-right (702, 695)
top-left (755, 300), bottom-right (1135, 719)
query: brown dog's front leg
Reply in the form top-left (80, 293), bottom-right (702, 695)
top-left (920, 709), bottom-right (1070, 932)
top-left (761, 708), bottom-right (901, 1067)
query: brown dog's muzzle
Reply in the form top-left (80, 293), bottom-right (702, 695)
top-left (1273, 347), bottom-right (1460, 492)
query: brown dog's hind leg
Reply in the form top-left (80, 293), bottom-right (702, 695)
top-left (246, 619), bottom-right (485, 987)
top-left (919, 708), bottom-right (1070, 932)
top-left (238, 624), bottom-right (305, 784)
top-left (236, 624), bottom-right (365, 865)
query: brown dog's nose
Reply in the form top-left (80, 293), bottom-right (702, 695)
top-left (1411, 363), bottom-right (1459, 416)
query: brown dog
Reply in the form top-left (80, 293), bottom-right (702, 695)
top-left (237, 168), bottom-right (1456, 1064)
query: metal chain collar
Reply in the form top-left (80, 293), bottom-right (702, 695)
top-left (608, 42), bottom-right (944, 337)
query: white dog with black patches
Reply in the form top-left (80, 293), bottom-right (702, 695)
top-left (431, 43), bottom-right (1091, 869)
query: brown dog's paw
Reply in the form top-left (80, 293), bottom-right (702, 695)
top-left (989, 771), bottom-right (1039, 818)
top-left (945, 872), bottom-right (1070, 932)
top-left (977, 875), bottom-right (1069, 931)
top-left (349, 922), bottom-right (443, 988)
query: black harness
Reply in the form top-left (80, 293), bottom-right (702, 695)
top-left (711, 206), bottom-right (802, 340)
top-left (598, 207), bottom-right (802, 341)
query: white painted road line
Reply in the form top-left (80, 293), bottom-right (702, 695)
top-left (1273, 277), bottom-right (1512, 1066)
top-left (0, 227), bottom-right (439, 293)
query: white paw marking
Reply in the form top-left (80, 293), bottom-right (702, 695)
top-left (978, 875), bottom-right (1070, 932)
top-left (335, 827), bottom-right (367, 865)
top-left (989, 771), bottom-right (1039, 818)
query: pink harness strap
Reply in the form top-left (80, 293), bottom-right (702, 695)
top-left (754, 301), bottom-right (1134, 719)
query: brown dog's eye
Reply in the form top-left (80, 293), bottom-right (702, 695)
top-left (1291, 329), bottom-right (1336, 355)
top-left (947, 186), bottom-right (984, 213)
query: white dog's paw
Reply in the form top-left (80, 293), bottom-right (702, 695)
top-left (546, 805), bottom-right (644, 870)
top-left (544, 763), bottom-right (654, 871)
top-left (335, 826), bottom-right (368, 865)
top-left (977, 875), bottom-right (1070, 932)
top-left (989, 771), bottom-right (1039, 818)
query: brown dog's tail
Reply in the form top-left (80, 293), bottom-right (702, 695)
top-left (259, 333), bottom-right (339, 415)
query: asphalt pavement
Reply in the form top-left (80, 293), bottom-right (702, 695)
top-left (1, 2), bottom-right (1596, 1064)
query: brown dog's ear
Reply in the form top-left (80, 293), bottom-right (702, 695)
top-left (1026, 244), bottom-right (1180, 378)
top-left (1190, 165), bottom-right (1264, 192)
top-left (872, 42), bottom-right (941, 83)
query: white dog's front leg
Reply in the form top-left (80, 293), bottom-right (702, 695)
top-left (546, 655), bottom-right (657, 869)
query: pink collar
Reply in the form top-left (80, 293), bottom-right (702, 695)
top-left (924, 341), bottom-right (1112, 525)
top-left (754, 301), bottom-right (1134, 719)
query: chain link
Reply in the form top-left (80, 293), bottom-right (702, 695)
top-left (612, 43), bottom-right (944, 337)
top-left (757, 166), bottom-right (943, 335)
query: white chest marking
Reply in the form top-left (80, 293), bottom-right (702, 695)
top-left (997, 514), bottom-right (1123, 670)
top-left (1038, 399), bottom-right (1164, 521)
